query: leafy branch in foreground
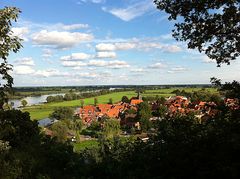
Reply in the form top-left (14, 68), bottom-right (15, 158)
top-left (0, 7), bottom-right (22, 109)
top-left (154, 0), bottom-right (240, 66)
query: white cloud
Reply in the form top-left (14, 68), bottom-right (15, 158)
top-left (88, 60), bottom-right (129, 69)
top-left (167, 66), bottom-right (188, 74)
top-left (59, 23), bottom-right (89, 30)
top-left (96, 51), bottom-right (116, 58)
top-left (14, 65), bottom-right (35, 75)
top-left (96, 43), bottom-right (116, 51)
top-left (74, 71), bottom-right (112, 80)
top-left (115, 42), bottom-right (136, 50)
top-left (14, 57), bottom-right (35, 66)
top-left (108, 60), bottom-right (130, 69)
top-left (34, 69), bottom-right (69, 78)
top-left (95, 41), bottom-right (181, 53)
top-left (12, 27), bottom-right (29, 41)
top-left (88, 60), bottom-right (108, 67)
top-left (102, 0), bottom-right (154, 21)
top-left (61, 61), bottom-right (87, 67)
top-left (163, 45), bottom-right (182, 53)
top-left (32, 30), bottom-right (94, 49)
top-left (78, 0), bottom-right (105, 4)
top-left (75, 72), bottom-right (99, 79)
top-left (202, 56), bottom-right (215, 63)
top-left (60, 53), bottom-right (92, 61)
top-left (148, 62), bottom-right (166, 69)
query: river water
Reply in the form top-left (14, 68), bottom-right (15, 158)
top-left (10, 93), bottom-right (65, 108)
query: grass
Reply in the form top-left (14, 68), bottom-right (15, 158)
top-left (73, 140), bottom-right (99, 152)
top-left (22, 88), bottom-right (218, 120)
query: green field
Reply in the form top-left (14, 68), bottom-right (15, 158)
top-left (22, 88), bottom-right (218, 120)
top-left (73, 140), bottom-right (99, 152)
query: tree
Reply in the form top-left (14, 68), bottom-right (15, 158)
top-left (46, 96), bottom-right (54, 103)
top-left (94, 98), bottom-right (98, 106)
top-left (211, 77), bottom-right (240, 99)
top-left (155, 105), bottom-right (168, 118)
top-left (50, 107), bottom-right (74, 120)
top-left (157, 96), bottom-right (166, 105)
top-left (121, 96), bottom-right (130, 103)
top-left (137, 102), bottom-right (152, 131)
top-left (108, 98), bottom-right (113, 104)
top-left (80, 99), bottom-right (84, 108)
top-left (50, 121), bottom-right (68, 143)
top-left (102, 119), bottom-right (121, 139)
top-left (154, 0), bottom-right (240, 66)
top-left (21, 99), bottom-right (28, 107)
top-left (0, 7), bottom-right (22, 109)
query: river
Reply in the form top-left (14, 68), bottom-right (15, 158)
top-left (10, 93), bottom-right (65, 108)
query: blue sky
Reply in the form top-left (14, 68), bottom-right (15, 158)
top-left (1, 0), bottom-right (239, 86)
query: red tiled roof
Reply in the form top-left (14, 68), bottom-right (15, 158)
top-left (130, 99), bottom-right (143, 105)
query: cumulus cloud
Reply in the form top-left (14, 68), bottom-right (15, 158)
top-left (32, 30), bottom-right (93, 49)
top-left (96, 42), bottom-right (136, 51)
top-left (102, 0), bottom-right (154, 21)
top-left (60, 53), bottom-right (92, 61)
top-left (13, 65), bottom-right (35, 75)
top-left (34, 69), bottom-right (69, 78)
top-left (148, 62), bottom-right (166, 69)
top-left (96, 43), bottom-right (116, 51)
top-left (14, 57), bottom-right (35, 66)
top-left (11, 27), bottom-right (29, 41)
top-left (88, 60), bottom-right (107, 67)
top-left (78, 0), bottom-right (105, 4)
top-left (95, 51), bottom-right (117, 58)
top-left (108, 60), bottom-right (130, 69)
top-left (88, 60), bottom-right (129, 69)
top-left (202, 56), bottom-right (215, 63)
top-left (59, 23), bottom-right (89, 30)
top-left (95, 41), bottom-right (181, 53)
top-left (74, 71), bottom-right (112, 80)
top-left (167, 66), bottom-right (188, 74)
top-left (115, 42), bottom-right (136, 50)
top-left (75, 72), bottom-right (99, 79)
top-left (163, 45), bottom-right (182, 53)
top-left (61, 61), bottom-right (87, 67)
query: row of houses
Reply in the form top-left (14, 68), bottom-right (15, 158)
top-left (77, 97), bottom-right (143, 126)
top-left (76, 95), bottom-right (239, 128)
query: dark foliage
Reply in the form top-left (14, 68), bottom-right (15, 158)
top-left (154, 0), bottom-right (240, 66)
top-left (0, 7), bottom-right (22, 109)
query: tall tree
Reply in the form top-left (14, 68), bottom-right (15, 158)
top-left (108, 98), bottom-right (113, 104)
top-left (80, 99), bottom-right (84, 108)
top-left (102, 119), bottom-right (121, 139)
top-left (154, 0), bottom-right (240, 66)
top-left (21, 99), bottom-right (28, 107)
top-left (0, 7), bottom-right (22, 109)
top-left (50, 107), bottom-right (74, 120)
top-left (94, 98), bottom-right (98, 106)
top-left (137, 102), bottom-right (152, 131)
top-left (121, 96), bottom-right (130, 103)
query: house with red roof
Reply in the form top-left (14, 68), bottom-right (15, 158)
top-left (79, 105), bottom-right (97, 125)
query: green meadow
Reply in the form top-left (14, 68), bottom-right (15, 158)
top-left (73, 140), bottom-right (99, 152)
top-left (22, 88), bottom-right (217, 120)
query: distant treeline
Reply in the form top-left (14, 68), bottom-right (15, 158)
top-left (46, 89), bottom-right (131, 103)
top-left (13, 84), bottom-right (212, 93)
top-left (172, 89), bottom-right (222, 104)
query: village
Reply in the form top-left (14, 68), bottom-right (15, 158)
top-left (39, 92), bottom-right (240, 142)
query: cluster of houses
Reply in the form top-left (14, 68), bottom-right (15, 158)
top-left (76, 95), bottom-right (240, 128)
top-left (77, 96), bottom-right (143, 129)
